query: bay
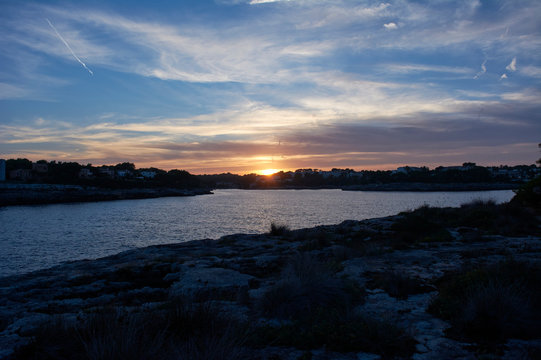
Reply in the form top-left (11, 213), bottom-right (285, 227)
top-left (0, 189), bottom-right (514, 277)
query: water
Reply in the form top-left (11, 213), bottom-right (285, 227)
top-left (0, 189), bottom-right (514, 277)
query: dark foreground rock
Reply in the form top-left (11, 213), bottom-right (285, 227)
top-left (1, 202), bottom-right (540, 359)
top-left (0, 183), bottom-right (212, 206)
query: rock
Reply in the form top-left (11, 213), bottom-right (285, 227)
top-left (169, 266), bottom-right (254, 297)
top-left (0, 208), bottom-right (540, 359)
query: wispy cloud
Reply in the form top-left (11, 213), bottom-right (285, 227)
top-left (1, 1), bottom-right (540, 171)
top-left (46, 18), bottom-right (93, 75)
top-left (249, 0), bottom-right (291, 4)
top-left (474, 59), bottom-right (487, 79)
top-left (506, 56), bottom-right (517, 72)
top-left (521, 65), bottom-right (541, 78)
top-left (384, 64), bottom-right (471, 75)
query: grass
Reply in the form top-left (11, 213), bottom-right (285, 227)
top-left (12, 297), bottom-right (249, 360)
top-left (429, 260), bottom-right (541, 346)
top-left (390, 200), bottom-right (539, 247)
top-left (252, 311), bottom-right (416, 358)
top-left (258, 253), bottom-right (355, 320)
top-left (12, 309), bottom-right (169, 360)
top-left (253, 253), bottom-right (416, 357)
top-left (269, 222), bottom-right (291, 236)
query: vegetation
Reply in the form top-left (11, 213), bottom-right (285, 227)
top-left (3, 157), bottom-right (538, 191)
top-left (198, 163), bottom-right (538, 189)
top-left (512, 174), bottom-right (541, 210)
top-left (269, 222), bottom-right (290, 236)
top-left (12, 298), bottom-right (248, 360)
top-left (3, 159), bottom-right (202, 189)
top-left (254, 253), bottom-right (415, 358)
top-left (390, 199), bottom-right (540, 244)
top-left (252, 311), bottom-right (416, 358)
top-left (429, 260), bottom-right (541, 347)
top-left (365, 271), bottom-right (430, 299)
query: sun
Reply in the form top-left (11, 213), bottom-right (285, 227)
top-left (259, 168), bottom-right (280, 176)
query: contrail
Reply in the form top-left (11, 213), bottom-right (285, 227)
top-left (46, 18), bottom-right (93, 75)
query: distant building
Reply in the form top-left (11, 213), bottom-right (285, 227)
top-left (393, 166), bottom-right (424, 175)
top-left (98, 167), bottom-right (115, 178)
top-left (9, 169), bottom-right (32, 181)
top-left (0, 159), bottom-right (5, 181)
top-left (116, 169), bottom-right (133, 178)
top-left (438, 166), bottom-right (468, 172)
top-left (140, 170), bottom-right (157, 179)
top-left (78, 168), bottom-right (94, 179)
top-left (32, 163), bottom-right (48, 173)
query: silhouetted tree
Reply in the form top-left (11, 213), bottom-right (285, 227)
top-left (6, 158), bottom-right (32, 171)
top-left (114, 162), bottom-right (136, 171)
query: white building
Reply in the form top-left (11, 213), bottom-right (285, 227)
top-left (0, 159), bottom-right (5, 181)
top-left (140, 171), bottom-right (157, 179)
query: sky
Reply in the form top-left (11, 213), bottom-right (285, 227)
top-left (0, 0), bottom-right (540, 174)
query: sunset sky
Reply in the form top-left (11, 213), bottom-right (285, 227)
top-left (1, 0), bottom-right (540, 174)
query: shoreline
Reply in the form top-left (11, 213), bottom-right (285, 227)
top-left (0, 182), bottom-right (519, 207)
top-left (341, 182), bottom-right (520, 192)
top-left (1, 200), bottom-right (539, 359)
top-left (0, 183), bottom-right (212, 206)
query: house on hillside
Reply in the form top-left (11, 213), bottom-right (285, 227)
top-left (140, 170), bottom-right (157, 179)
top-left (116, 169), bottom-right (133, 178)
top-left (0, 159), bottom-right (5, 181)
top-left (78, 168), bottom-right (94, 179)
top-left (32, 163), bottom-right (48, 173)
top-left (392, 166), bottom-right (425, 175)
top-left (9, 169), bottom-right (32, 181)
top-left (98, 167), bottom-right (115, 178)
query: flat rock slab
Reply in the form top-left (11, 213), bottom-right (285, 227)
top-left (170, 266), bottom-right (254, 296)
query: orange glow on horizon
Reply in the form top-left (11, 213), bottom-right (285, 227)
top-left (258, 168), bottom-right (280, 176)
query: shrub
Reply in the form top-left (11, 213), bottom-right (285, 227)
top-left (252, 311), bottom-right (416, 357)
top-left (166, 298), bottom-right (247, 360)
top-left (13, 298), bottom-right (249, 360)
top-left (258, 253), bottom-right (353, 320)
top-left (366, 271), bottom-right (429, 299)
top-left (390, 207), bottom-right (453, 246)
top-left (298, 231), bottom-right (332, 251)
top-left (511, 175), bottom-right (541, 210)
top-left (429, 260), bottom-right (541, 345)
top-left (269, 222), bottom-right (290, 236)
top-left (12, 309), bottom-right (169, 360)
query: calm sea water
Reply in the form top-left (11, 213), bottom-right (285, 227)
top-left (0, 189), bottom-right (514, 277)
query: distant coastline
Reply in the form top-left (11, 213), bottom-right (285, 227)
top-left (0, 182), bottom-right (519, 207)
top-left (341, 182), bottom-right (520, 192)
top-left (0, 183), bottom-right (212, 206)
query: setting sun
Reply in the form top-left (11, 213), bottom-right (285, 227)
top-left (259, 169), bottom-right (280, 176)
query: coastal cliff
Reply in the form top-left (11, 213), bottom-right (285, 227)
top-left (1, 200), bottom-right (540, 359)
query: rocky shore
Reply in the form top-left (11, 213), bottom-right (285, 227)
top-left (1, 200), bottom-right (540, 359)
top-left (0, 183), bottom-right (212, 206)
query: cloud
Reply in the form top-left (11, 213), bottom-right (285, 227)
top-left (383, 64), bottom-right (471, 75)
top-left (520, 65), bottom-right (541, 78)
top-left (0, 82), bottom-right (28, 99)
top-left (473, 59), bottom-right (487, 79)
top-left (506, 56), bottom-right (517, 72)
top-left (2, 95), bottom-right (539, 173)
top-left (500, 73), bottom-right (508, 80)
top-left (2, 1), bottom-right (541, 172)
top-left (46, 18), bottom-right (93, 75)
top-left (250, 0), bottom-right (291, 4)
